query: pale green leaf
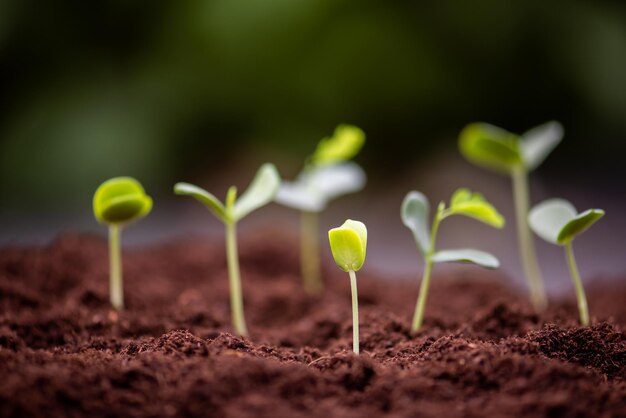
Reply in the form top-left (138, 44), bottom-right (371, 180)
top-left (447, 188), bottom-right (505, 228)
top-left (94, 177), bottom-right (152, 225)
top-left (311, 124), bottom-right (365, 166)
top-left (401, 191), bottom-right (431, 255)
top-left (328, 219), bottom-right (367, 272)
top-left (529, 198), bottom-right (604, 245)
top-left (521, 121), bottom-right (564, 171)
top-left (459, 123), bottom-right (522, 174)
top-left (233, 163), bottom-right (281, 221)
top-left (174, 182), bottom-right (228, 222)
top-left (431, 249), bottom-right (500, 269)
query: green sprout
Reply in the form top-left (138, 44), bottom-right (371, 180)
top-left (401, 188), bottom-right (504, 333)
top-left (328, 219), bottom-right (367, 354)
top-left (174, 163), bottom-right (280, 337)
top-left (276, 124), bottom-right (366, 295)
top-left (93, 177), bottom-right (153, 311)
top-left (529, 199), bottom-right (605, 326)
top-left (459, 121), bottom-right (563, 311)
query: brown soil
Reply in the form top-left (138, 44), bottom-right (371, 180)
top-left (1, 232), bottom-right (625, 418)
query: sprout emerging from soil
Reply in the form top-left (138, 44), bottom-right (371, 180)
top-left (93, 177), bottom-right (153, 311)
top-left (174, 163), bottom-right (280, 337)
top-left (328, 219), bottom-right (367, 354)
top-left (402, 188), bottom-right (504, 333)
top-left (529, 199), bottom-right (605, 326)
top-left (276, 125), bottom-right (366, 295)
top-left (459, 121), bottom-right (563, 311)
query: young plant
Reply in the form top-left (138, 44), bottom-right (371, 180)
top-left (401, 188), bottom-right (504, 333)
top-left (459, 121), bottom-right (564, 311)
top-left (93, 177), bottom-right (153, 311)
top-left (528, 199), bottom-right (605, 326)
top-left (174, 164), bottom-right (279, 336)
top-left (276, 124), bottom-right (366, 294)
top-left (328, 219), bottom-right (367, 354)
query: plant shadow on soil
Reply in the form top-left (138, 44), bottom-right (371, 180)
top-left (0, 232), bottom-right (625, 417)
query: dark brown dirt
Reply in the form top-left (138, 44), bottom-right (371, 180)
top-left (0, 232), bottom-right (625, 418)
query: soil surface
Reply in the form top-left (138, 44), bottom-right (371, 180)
top-left (0, 232), bottom-right (625, 417)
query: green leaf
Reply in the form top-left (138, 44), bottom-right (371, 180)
top-left (233, 163), bottom-right (281, 221)
top-left (93, 177), bottom-right (152, 225)
top-left (529, 198), bottom-right (605, 245)
top-left (311, 124), bottom-right (365, 166)
top-left (447, 188), bottom-right (505, 228)
top-left (174, 182), bottom-right (228, 222)
top-left (459, 123), bottom-right (522, 174)
top-left (521, 121), bottom-right (564, 171)
top-left (328, 219), bottom-right (367, 272)
top-left (401, 191), bottom-right (431, 255)
top-left (431, 249), bottom-right (500, 269)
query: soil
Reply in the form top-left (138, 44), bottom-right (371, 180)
top-left (0, 232), bottom-right (625, 418)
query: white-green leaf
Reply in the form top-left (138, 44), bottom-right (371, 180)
top-left (401, 191), bottom-right (431, 255)
top-left (311, 124), bottom-right (365, 166)
top-left (521, 121), bottom-right (564, 171)
top-left (458, 123), bottom-right (522, 174)
top-left (174, 182), bottom-right (228, 222)
top-left (328, 219), bottom-right (368, 272)
top-left (529, 198), bottom-right (605, 245)
top-left (447, 188), bottom-right (505, 228)
top-left (233, 163), bottom-right (281, 221)
top-left (431, 249), bottom-right (500, 269)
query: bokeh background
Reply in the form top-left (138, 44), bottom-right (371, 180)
top-left (1, 0), bottom-right (626, 292)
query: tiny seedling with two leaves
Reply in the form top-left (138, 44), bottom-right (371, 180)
top-left (401, 188), bottom-right (504, 333)
top-left (174, 163), bottom-right (280, 337)
top-left (93, 177), bottom-right (153, 311)
top-left (277, 124), bottom-right (366, 294)
top-left (529, 199), bottom-right (605, 326)
top-left (328, 219), bottom-right (367, 354)
top-left (459, 121), bottom-right (563, 311)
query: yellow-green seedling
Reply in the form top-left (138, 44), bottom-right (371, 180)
top-left (529, 199), bottom-right (605, 326)
top-left (174, 163), bottom-right (280, 336)
top-left (93, 177), bottom-right (153, 311)
top-left (328, 219), bottom-right (367, 354)
top-left (276, 124), bottom-right (366, 294)
top-left (401, 188), bottom-right (504, 333)
top-left (459, 121), bottom-right (563, 311)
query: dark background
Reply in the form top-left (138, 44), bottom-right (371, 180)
top-left (1, 0), bottom-right (625, 289)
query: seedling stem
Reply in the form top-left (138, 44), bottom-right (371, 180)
top-left (564, 242), bottom-right (589, 326)
top-left (225, 186), bottom-right (248, 337)
top-left (301, 211), bottom-right (322, 294)
top-left (109, 224), bottom-right (123, 311)
top-left (349, 269), bottom-right (359, 354)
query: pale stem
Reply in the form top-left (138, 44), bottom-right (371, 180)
top-left (300, 210), bottom-right (323, 294)
top-left (511, 166), bottom-right (547, 311)
top-left (226, 221), bottom-right (248, 336)
top-left (109, 224), bottom-right (124, 311)
top-left (564, 242), bottom-right (590, 326)
top-left (349, 270), bottom-right (359, 354)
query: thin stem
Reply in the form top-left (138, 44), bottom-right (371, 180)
top-left (349, 270), bottom-right (359, 354)
top-left (564, 242), bottom-right (589, 326)
top-left (512, 166), bottom-right (547, 311)
top-left (226, 221), bottom-right (248, 336)
top-left (109, 224), bottom-right (124, 311)
top-left (300, 211), bottom-right (323, 294)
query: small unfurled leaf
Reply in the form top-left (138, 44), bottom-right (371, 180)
top-left (459, 123), bottom-right (522, 174)
top-left (174, 182), bottom-right (228, 222)
top-left (276, 162), bottom-right (366, 212)
top-left (94, 177), bottom-right (153, 225)
top-left (401, 191), bottom-right (431, 255)
top-left (521, 121), bottom-right (564, 171)
top-left (311, 124), bottom-right (365, 166)
top-left (447, 188), bottom-right (505, 228)
top-left (529, 198), bottom-right (605, 245)
top-left (233, 163), bottom-right (281, 221)
top-left (431, 249), bottom-right (500, 268)
top-left (328, 219), bottom-right (367, 272)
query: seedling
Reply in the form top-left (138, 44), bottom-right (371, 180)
top-left (459, 121), bottom-right (563, 311)
top-left (401, 188), bottom-right (504, 333)
top-left (174, 163), bottom-right (280, 337)
top-left (93, 177), bottom-right (153, 311)
top-left (276, 124), bottom-right (366, 294)
top-left (328, 219), bottom-right (367, 354)
top-left (529, 199), bottom-right (605, 326)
